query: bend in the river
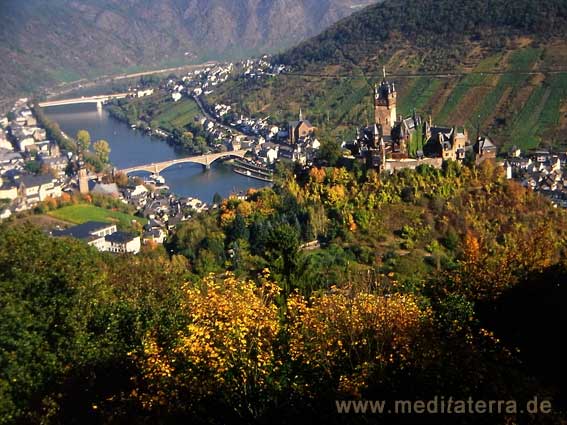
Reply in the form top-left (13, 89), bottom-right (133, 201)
top-left (44, 103), bottom-right (269, 202)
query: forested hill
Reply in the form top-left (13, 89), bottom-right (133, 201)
top-left (280, 0), bottom-right (567, 67)
top-left (0, 0), bottom-right (376, 99)
top-left (212, 0), bottom-right (567, 150)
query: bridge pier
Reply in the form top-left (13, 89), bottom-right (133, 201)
top-left (96, 101), bottom-right (103, 112)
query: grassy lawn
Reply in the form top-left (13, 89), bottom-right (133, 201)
top-left (48, 204), bottom-right (146, 229)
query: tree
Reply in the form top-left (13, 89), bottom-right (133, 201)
top-left (132, 273), bottom-right (281, 417)
top-left (93, 139), bottom-right (111, 164)
top-left (213, 192), bottom-right (223, 205)
top-left (317, 139), bottom-right (341, 166)
top-left (76, 130), bottom-right (91, 155)
top-left (113, 172), bottom-right (129, 188)
top-left (265, 223), bottom-right (301, 293)
top-left (24, 160), bottom-right (40, 174)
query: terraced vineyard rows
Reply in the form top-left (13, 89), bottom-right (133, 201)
top-left (394, 47), bottom-right (567, 149)
top-left (214, 43), bottom-right (567, 150)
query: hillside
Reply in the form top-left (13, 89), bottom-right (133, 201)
top-left (211, 0), bottom-right (567, 150)
top-left (0, 0), bottom-right (376, 99)
top-left (3, 161), bottom-right (567, 424)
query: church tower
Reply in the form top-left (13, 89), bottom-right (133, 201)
top-left (78, 167), bottom-right (89, 194)
top-left (374, 67), bottom-right (397, 136)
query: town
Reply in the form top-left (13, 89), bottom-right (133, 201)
top-left (2, 58), bottom-right (567, 257)
top-left (3, 1), bottom-right (567, 422)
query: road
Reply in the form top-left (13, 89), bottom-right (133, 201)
top-left (42, 62), bottom-right (218, 102)
top-left (191, 95), bottom-right (246, 136)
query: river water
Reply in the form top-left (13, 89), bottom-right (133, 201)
top-left (44, 104), bottom-right (269, 202)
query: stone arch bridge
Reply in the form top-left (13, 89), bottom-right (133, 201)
top-left (118, 149), bottom-right (249, 175)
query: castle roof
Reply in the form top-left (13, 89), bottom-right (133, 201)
top-left (430, 127), bottom-right (454, 142)
top-left (289, 120), bottom-right (314, 129)
top-left (474, 136), bottom-right (497, 153)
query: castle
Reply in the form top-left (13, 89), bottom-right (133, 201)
top-left (354, 68), bottom-right (493, 171)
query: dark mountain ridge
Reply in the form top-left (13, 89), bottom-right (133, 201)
top-left (0, 0), bottom-right (376, 97)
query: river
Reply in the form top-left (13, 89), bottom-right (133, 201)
top-left (44, 104), bottom-right (269, 202)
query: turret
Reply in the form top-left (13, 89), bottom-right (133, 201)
top-left (373, 123), bottom-right (381, 148)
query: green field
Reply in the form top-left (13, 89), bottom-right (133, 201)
top-left (151, 97), bottom-right (202, 131)
top-left (48, 204), bottom-right (146, 229)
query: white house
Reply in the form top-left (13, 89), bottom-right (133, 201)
top-left (143, 228), bottom-right (167, 244)
top-left (259, 143), bottom-right (279, 165)
top-left (136, 89), bottom-right (155, 98)
top-left (18, 137), bottom-right (36, 152)
top-left (130, 184), bottom-right (149, 197)
top-left (0, 149), bottom-right (21, 167)
top-left (0, 131), bottom-right (12, 150)
top-left (39, 156), bottom-right (68, 176)
top-left (16, 175), bottom-right (62, 204)
top-left (53, 222), bottom-right (117, 251)
top-left (0, 208), bottom-right (11, 220)
top-left (105, 232), bottom-right (141, 254)
top-left (0, 177), bottom-right (18, 200)
top-left (53, 222), bottom-right (141, 254)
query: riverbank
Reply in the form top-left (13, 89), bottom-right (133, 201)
top-left (232, 158), bottom-right (274, 182)
top-left (44, 103), bottom-right (270, 202)
top-left (105, 98), bottom-right (210, 156)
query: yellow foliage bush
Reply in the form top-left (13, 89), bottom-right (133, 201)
top-left (286, 289), bottom-right (433, 397)
top-left (133, 271), bottom-right (281, 411)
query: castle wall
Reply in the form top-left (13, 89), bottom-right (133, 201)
top-left (383, 157), bottom-right (443, 173)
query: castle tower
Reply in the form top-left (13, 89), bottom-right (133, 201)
top-left (78, 167), bottom-right (89, 194)
top-left (374, 67), bottom-right (397, 136)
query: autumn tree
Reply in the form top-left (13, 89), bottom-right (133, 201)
top-left (75, 129), bottom-right (91, 156)
top-left (286, 289), bottom-right (433, 397)
top-left (93, 139), bottom-right (111, 163)
top-left (131, 272), bottom-right (281, 418)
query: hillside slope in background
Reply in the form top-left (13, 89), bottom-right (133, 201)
top-left (0, 0), bottom-right (376, 97)
top-left (211, 0), bottom-right (567, 150)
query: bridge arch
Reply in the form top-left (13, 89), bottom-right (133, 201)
top-left (120, 150), bottom-right (249, 175)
